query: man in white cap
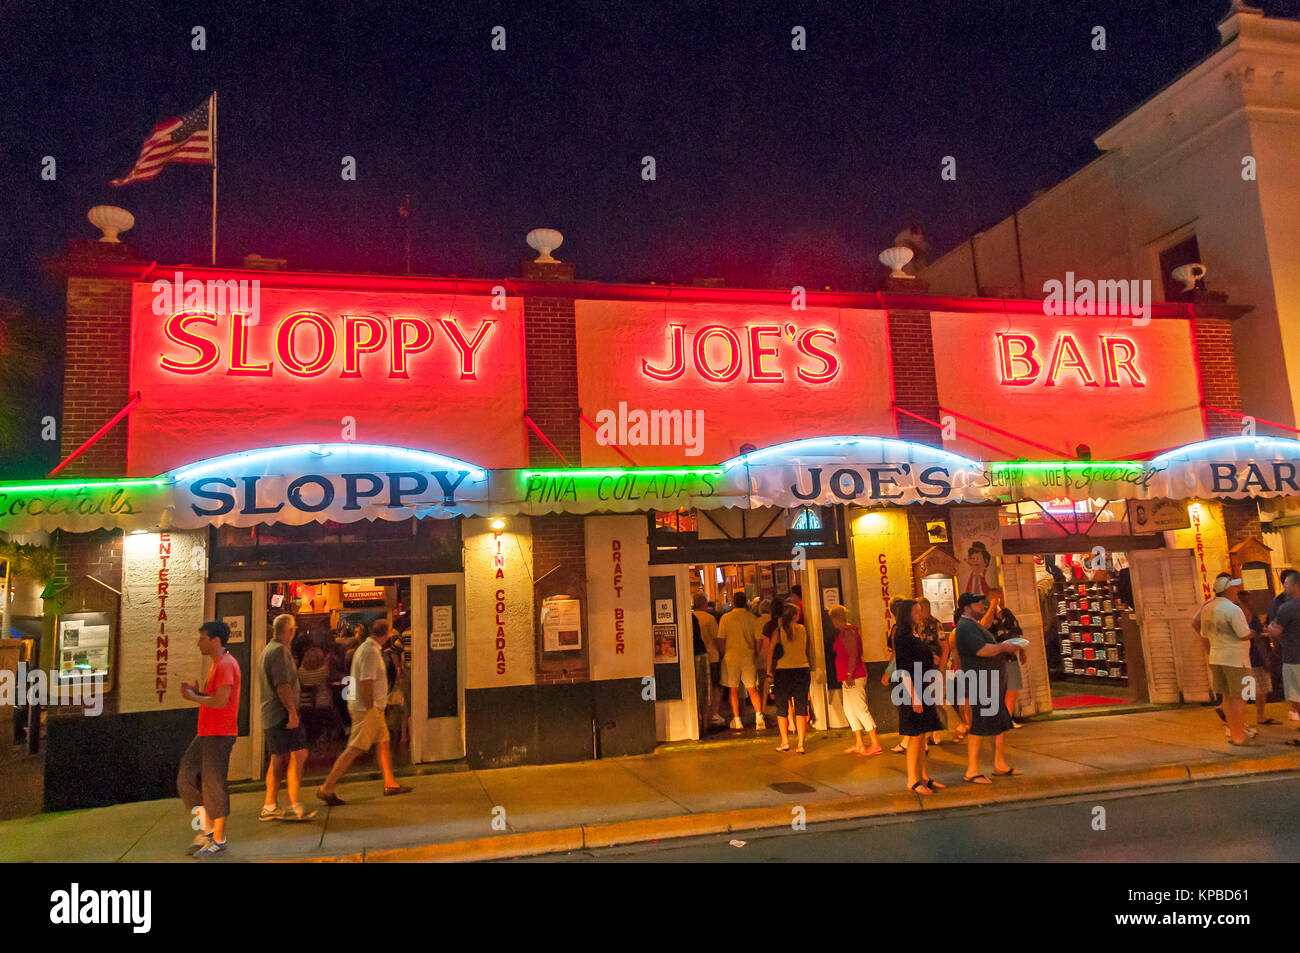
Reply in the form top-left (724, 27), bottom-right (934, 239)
top-left (1193, 573), bottom-right (1256, 746)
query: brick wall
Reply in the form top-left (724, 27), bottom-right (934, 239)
top-left (888, 310), bottom-right (941, 446)
top-left (61, 277), bottom-right (132, 477)
top-left (1193, 318), bottom-right (1244, 439)
top-left (531, 514), bottom-right (589, 684)
top-left (1222, 499), bottom-right (1262, 550)
top-left (522, 262), bottom-right (581, 466)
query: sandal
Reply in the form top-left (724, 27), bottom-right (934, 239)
top-left (796, 745), bottom-right (805, 755)
top-left (910, 780), bottom-right (933, 795)
top-left (1284, 739), bottom-right (1300, 747)
top-left (776, 742), bottom-right (790, 752)
top-left (1258, 718), bottom-right (1282, 726)
top-left (890, 743), bottom-right (906, 754)
top-left (922, 778), bottom-right (947, 789)
top-left (964, 774), bottom-right (992, 784)
top-left (994, 767), bottom-right (1023, 776)
top-left (953, 728), bottom-right (968, 742)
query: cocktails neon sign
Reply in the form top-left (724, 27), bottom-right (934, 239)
top-left (995, 332), bottom-right (1146, 388)
top-left (157, 310), bottom-right (497, 379)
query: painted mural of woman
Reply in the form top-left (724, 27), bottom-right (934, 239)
top-left (963, 541), bottom-right (993, 596)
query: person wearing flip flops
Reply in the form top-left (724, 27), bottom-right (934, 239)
top-left (258, 613), bottom-right (316, 823)
top-left (953, 593), bottom-right (1024, 784)
top-left (1195, 574), bottom-right (1258, 747)
top-left (316, 619), bottom-right (413, 805)
top-left (891, 599), bottom-right (946, 794)
top-left (769, 603), bottom-right (815, 753)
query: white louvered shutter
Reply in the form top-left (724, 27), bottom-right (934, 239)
top-left (1001, 555), bottom-right (1051, 716)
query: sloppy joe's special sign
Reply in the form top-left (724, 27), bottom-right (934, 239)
top-left (3, 437), bottom-right (1299, 535)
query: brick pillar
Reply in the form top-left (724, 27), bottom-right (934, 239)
top-left (521, 256), bottom-right (589, 682)
top-left (1192, 317), bottom-right (1244, 438)
top-left (1223, 500), bottom-right (1262, 550)
top-left (887, 310), bottom-right (941, 446)
top-left (60, 242), bottom-right (136, 477)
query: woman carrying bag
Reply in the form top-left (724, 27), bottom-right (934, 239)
top-left (769, 603), bottom-right (816, 754)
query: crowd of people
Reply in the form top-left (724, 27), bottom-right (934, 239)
top-left (1195, 569), bottom-right (1300, 746)
top-left (691, 585), bottom-right (1031, 794)
top-left (175, 612), bottom-right (413, 858)
top-left (176, 570), bottom-right (1300, 856)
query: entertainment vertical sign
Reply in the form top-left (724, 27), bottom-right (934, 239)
top-left (120, 531), bottom-right (205, 713)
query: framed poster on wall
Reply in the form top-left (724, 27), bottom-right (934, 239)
top-left (54, 610), bottom-right (116, 693)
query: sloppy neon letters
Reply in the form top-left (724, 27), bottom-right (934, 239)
top-left (159, 311), bottom-right (497, 380)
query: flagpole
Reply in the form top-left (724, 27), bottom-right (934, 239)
top-left (210, 91), bottom-right (218, 266)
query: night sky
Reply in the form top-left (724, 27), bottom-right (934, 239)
top-left (2, 0), bottom-right (1298, 474)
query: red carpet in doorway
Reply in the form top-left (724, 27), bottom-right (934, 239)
top-left (1052, 695), bottom-right (1129, 708)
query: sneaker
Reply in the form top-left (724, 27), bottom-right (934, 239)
top-left (710, 714), bottom-right (726, 727)
top-left (258, 804), bottom-right (283, 822)
top-left (1290, 710), bottom-right (1300, 722)
top-left (729, 717), bottom-right (744, 730)
top-left (1011, 719), bottom-right (1025, 729)
top-left (185, 833), bottom-right (212, 857)
top-left (194, 838), bottom-right (227, 858)
top-left (755, 714), bottom-right (766, 730)
top-left (287, 802), bottom-right (318, 822)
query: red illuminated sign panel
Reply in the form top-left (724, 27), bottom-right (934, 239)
top-left (128, 284), bottom-right (526, 475)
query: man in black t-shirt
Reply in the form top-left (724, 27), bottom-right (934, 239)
top-left (954, 592), bottom-right (1022, 784)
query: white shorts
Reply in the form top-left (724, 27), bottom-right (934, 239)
top-left (721, 655), bottom-right (757, 689)
top-left (841, 680), bottom-right (875, 733)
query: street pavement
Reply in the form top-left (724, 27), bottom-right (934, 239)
top-left (0, 703), bottom-right (1297, 862)
top-left (543, 773), bottom-right (1300, 862)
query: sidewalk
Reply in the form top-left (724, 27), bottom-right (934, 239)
top-left (2, 704), bottom-right (1297, 863)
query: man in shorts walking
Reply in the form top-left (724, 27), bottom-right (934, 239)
top-left (259, 613), bottom-right (316, 821)
top-left (1195, 574), bottom-right (1256, 746)
top-left (719, 589), bottom-right (765, 730)
top-left (317, 619), bottom-right (412, 805)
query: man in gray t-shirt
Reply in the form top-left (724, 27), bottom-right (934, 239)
top-left (258, 613), bottom-right (314, 821)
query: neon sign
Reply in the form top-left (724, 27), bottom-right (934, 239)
top-left (641, 323), bottom-right (841, 384)
top-left (995, 332), bottom-right (1146, 388)
top-left (158, 310), bottom-right (498, 379)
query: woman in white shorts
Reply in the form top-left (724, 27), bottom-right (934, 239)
top-left (830, 605), bottom-right (883, 755)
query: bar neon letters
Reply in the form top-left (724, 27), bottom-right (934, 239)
top-left (995, 332), bottom-right (1145, 388)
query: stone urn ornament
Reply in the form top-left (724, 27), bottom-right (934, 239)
top-left (87, 205), bottom-right (135, 242)
top-left (526, 228), bottom-right (564, 263)
top-left (879, 245), bottom-right (915, 278)
top-left (1171, 262), bottom-right (1207, 292)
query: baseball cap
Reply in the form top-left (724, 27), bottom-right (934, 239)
top-left (957, 592), bottom-right (988, 609)
top-left (1213, 575), bottom-right (1242, 594)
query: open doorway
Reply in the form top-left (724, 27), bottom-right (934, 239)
top-left (687, 561), bottom-right (813, 737)
top-left (266, 577), bottom-right (413, 776)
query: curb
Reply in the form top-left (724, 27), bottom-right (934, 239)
top-left (296, 751), bottom-right (1300, 863)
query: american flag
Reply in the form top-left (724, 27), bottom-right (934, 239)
top-left (111, 98), bottom-right (213, 187)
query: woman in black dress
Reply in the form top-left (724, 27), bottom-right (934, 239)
top-left (891, 599), bottom-right (946, 795)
